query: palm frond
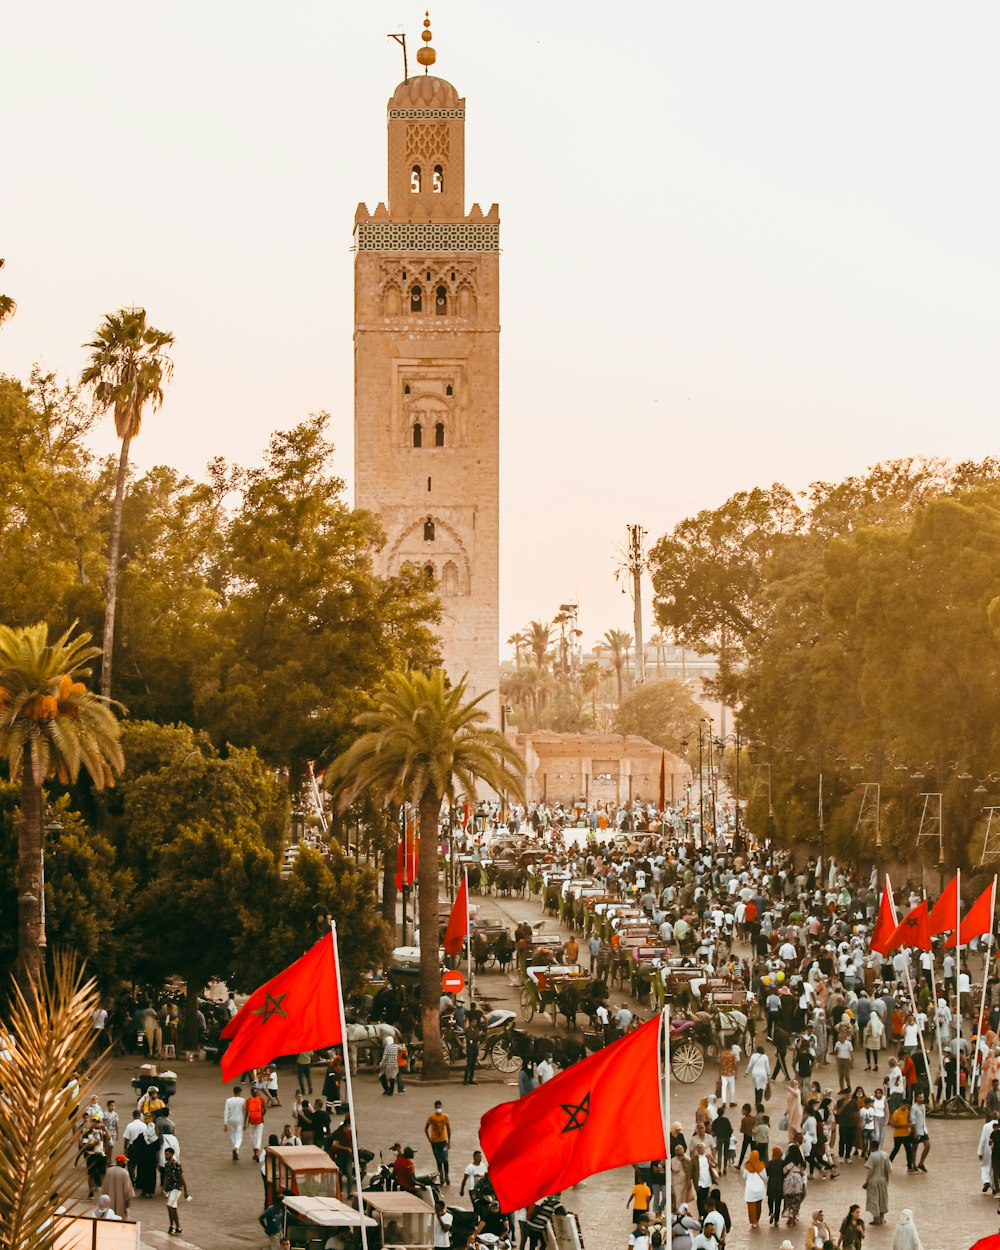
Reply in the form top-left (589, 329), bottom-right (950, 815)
top-left (0, 952), bottom-right (105, 1250)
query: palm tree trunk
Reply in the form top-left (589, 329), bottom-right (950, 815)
top-left (417, 791), bottom-right (447, 1079)
top-left (615, 663), bottom-right (624, 704)
top-left (101, 434), bottom-right (131, 699)
top-left (17, 745), bottom-right (44, 995)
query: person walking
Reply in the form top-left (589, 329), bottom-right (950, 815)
top-left (804, 1210), bottom-right (832, 1250)
top-left (424, 1099), bottom-right (451, 1185)
top-left (891, 1209), bottom-right (924, 1250)
top-left (380, 1036), bottom-right (404, 1096)
top-left (103, 1155), bottom-right (134, 1220)
top-left (464, 1015), bottom-right (484, 1086)
top-left (160, 1146), bottom-right (189, 1236)
top-left (718, 1046), bottom-right (738, 1106)
top-left (671, 1145), bottom-right (696, 1212)
top-left (245, 1086), bottom-right (267, 1162)
top-left (746, 1047), bottom-right (771, 1112)
top-left (863, 1146), bottom-right (891, 1225)
top-left (864, 1012), bottom-right (885, 1072)
top-left (741, 1150), bottom-right (766, 1228)
top-left (838, 1204), bottom-right (865, 1249)
top-left (765, 1146), bottom-right (784, 1226)
top-left (224, 1085), bottom-right (247, 1161)
top-left (909, 1093), bottom-right (929, 1172)
top-left (887, 1101), bottom-right (914, 1172)
top-left (296, 1051), bottom-right (313, 1095)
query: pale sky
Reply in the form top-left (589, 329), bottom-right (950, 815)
top-left (4, 3), bottom-right (999, 656)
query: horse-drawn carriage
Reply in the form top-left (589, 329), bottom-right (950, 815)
top-left (407, 1009), bottom-right (522, 1074)
top-left (469, 919), bottom-right (514, 972)
top-left (520, 963), bottom-right (592, 1026)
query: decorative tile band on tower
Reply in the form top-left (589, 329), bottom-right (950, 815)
top-left (356, 222), bottom-right (500, 253)
top-left (388, 108), bottom-right (466, 119)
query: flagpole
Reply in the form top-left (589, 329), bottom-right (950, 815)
top-left (659, 1004), bottom-right (671, 1242)
top-left (465, 867), bottom-right (474, 1004)
top-left (901, 957), bottom-right (935, 1108)
top-left (956, 867), bottom-right (963, 1058)
top-left (923, 889), bottom-right (947, 1104)
top-left (330, 921), bottom-right (370, 1250)
top-left (970, 875), bottom-right (997, 1099)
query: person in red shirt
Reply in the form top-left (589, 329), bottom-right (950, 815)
top-left (244, 1089), bottom-right (266, 1162)
top-left (391, 1144), bottom-right (418, 1192)
top-left (901, 1054), bottom-right (918, 1093)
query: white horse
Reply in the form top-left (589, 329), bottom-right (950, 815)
top-left (346, 1022), bottom-right (399, 1074)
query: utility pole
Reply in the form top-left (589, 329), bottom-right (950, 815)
top-left (626, 523), bottom-right (646, 685)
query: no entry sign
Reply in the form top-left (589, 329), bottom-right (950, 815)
top-left (442, 969), bottom-right (466, 994)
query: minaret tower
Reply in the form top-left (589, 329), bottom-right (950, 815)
top-left (353, 15), bottom-right (500, 719)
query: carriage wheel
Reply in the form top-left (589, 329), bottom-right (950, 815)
top-left (520, 986), bottom-right (535, 1022)
top-left (671, 1040), bottom-right (705, 1084)
top-left (648, 989), bottom-right (658, 1012)
top-left (491, 1036), bottom-right (523, 1073)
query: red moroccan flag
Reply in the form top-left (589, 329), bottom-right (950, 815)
top-left (928, 874), bottom-right (960, 935)
top-left (969, 1237), bottom-right (1000, 1250)
top-left (478, 1016), bottom-right (666, 1210)
top-left (443, 872), bottom-right (470, 957)
top-left (944, 878), bottom-right (997, 949)
top-left (220, 934), bottom-right (343, 1082)
top-left (869, 876), bottom-right (899, 956)
top-left (884, 900), bottom-right (932, 953)
top-left (395, 833), bottom-right (418, 891)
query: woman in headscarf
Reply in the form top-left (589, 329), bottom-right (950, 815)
top-left (669, 1121), bottom-right (687, 1158)
top-left (765, 1146), bottom-right (784, 1226)
top-left (781, 1138), bottom-right (807, 1226)
top-left (979, 1040), bottom-right (999, 1106)
top-left (741, 1150), bottom-right (766, 1228)
top-left (670, 1144), bottom-right (696, 1212)
top-left (132, 1122), bottom-right (160, 1199)
top-left (804, 1209), bottom-right (832, 1250)
top-left (785, 1079), bottom-right (803, 1140)
top-left (891, 1208), bottom-right (924, 1250)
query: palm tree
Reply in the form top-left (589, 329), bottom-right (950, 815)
top-left (0, 258), bottom-right (15, 329)
top-left (527, 620), bottom-right (552, 670)
top-left (579, 661), bottom-right (604, 727)
top-left (326, 670), bottom-right (524, 1078)
top-left (649, 630), bottom-right (668, 678)
top-left (506, 631), bottom-right (527, 667)
top-left (0, 624), bottom-right (124, 991)
top-left (80, 308), bottom-right (174, 698)
top-left (603, 629), bottom-right (633, 705)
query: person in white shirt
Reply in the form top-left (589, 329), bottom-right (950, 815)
top-left (535, 1056), bottom-right (554, 1085)
top-left (223, 1086), bottom-right (247, 1160)
top-left (433, 1199), bottom-right (453, 1248)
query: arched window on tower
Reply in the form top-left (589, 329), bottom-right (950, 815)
top-left (434, 422), bottom-right (445, 447)
top-left (435, 285), bottom-right (447, 315)
top-left (446, 384), bottom-right (453, 396)
top-left (410, 164), bottom-right (421, 193)
top-left (432, 164), bottom-right (444, 193)
top-left (424, 563), bottom-right (435, 579)
top-left (423, 517), bottom-right (435, 542)
top-left (412, 422), bottom-right (422, 448)
top-left (410, 285), bottom-right (423, 313)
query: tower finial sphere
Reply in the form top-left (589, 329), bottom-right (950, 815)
top-left (416, 45), bottom-right (436, 67)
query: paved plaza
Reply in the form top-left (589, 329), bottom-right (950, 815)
top-left (81, 887), bottom-right (1000, 1250)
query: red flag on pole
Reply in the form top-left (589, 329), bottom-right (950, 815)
top-left (869, 876), bottom-right (899, 956)
top-left (969, 1237), bottom-right (1000, 1250)
top-left (395, 835), bottom-right (418, 891)
top-left (944, 878), bottom-right (997, 948)
top-left (443, 872), bottom-right (470, 958)
top-left (884, 900), bottom-right (932, 953)
top-left (478, 1016), bottom-right (666, 1211)
top-left (220, 934), bottom-right (343, 1082)
top-left (928, 874), bottom-right (960, 935)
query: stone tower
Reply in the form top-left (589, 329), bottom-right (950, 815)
top-left (353, 56), bottom-right (500, 721)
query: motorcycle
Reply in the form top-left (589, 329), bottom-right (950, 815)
top-left (362, 1154), bottom-right (440, 1204)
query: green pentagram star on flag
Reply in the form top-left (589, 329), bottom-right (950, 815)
top-left (252, 991), bottom-right (288, 1024)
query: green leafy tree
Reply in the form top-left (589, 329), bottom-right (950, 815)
top-left (326, 670), bottom-right (525, 1079)
top-left (615, 679), bottom-right (707, 753)
top-left (0, 624), bottom-right (123, 990)
top-left (527, 620), bottom-right (552, 670)
top-left (194, 416), bottom-right (441, 785)
top-left (80, 307), bottom-right (175, 698)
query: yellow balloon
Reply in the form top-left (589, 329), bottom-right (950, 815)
top-left (776, 971), bottom-right (785, 983)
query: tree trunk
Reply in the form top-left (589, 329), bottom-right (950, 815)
top-left (16, 746), bottom-right (44, 996)
top-left (183, 977), bottom-right (202, 1050)
top-left (615, 663), bottom-right (624, 704)
top-left (381, 844), bottom-right (397, 927)
top-left (101, 434), bottom-right (131, 699)
top-left (417, 791), bottom-right (448, 1079)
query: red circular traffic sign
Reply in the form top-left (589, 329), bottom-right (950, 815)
top-left (442, 970), bottom-right (465, 994)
